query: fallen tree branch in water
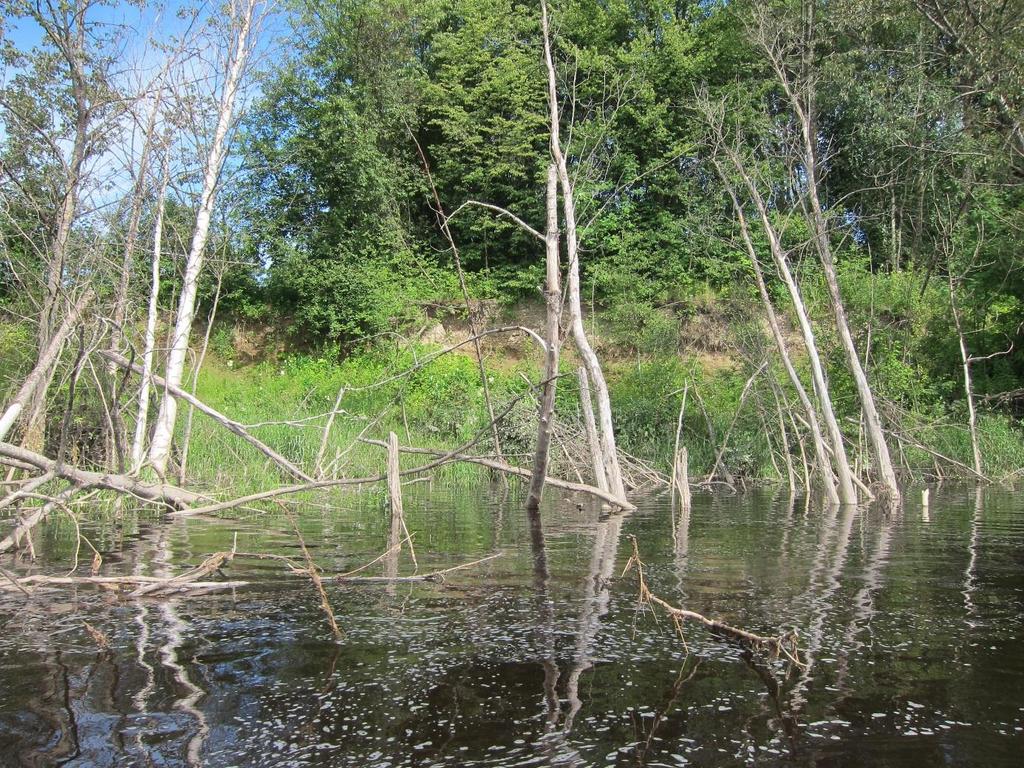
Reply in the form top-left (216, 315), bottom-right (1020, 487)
top-left (333, 552), bottom-right (502, 583)
top-left (0, 442), bottom-right (203, 509)
top-left (622, 536), bottom-right (804, 666)
top-left (2, 550), bottom-right (503, 597)
top-left (359, 438), bottom-right (635, 510)
top-left (279, 503), bottom-right (343, 641)
top-left (4, 574), bottom-right (249, 595)
top-left (0, 442), bottom-right (205, 554)
top-left (131, 549), bottom-right (237, 597)
top-left (0, 484), bottom-right (81, 554)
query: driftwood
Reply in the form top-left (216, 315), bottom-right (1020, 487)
top-left (132, 549), bottom-right (236, 597)
top-left (623, 537), bottom-right (803, 665)
top-left (3, 549), bottom-right (246, 596)
top-left (6, 574), bottom-right (249, 596)
top-left (101, 350), bottom-right (314, 483)
top-left (3, 550), bottom-right (502, 597)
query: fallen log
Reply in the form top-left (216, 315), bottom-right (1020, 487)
top-left (360, 438), bottom-right (635, 510)
top-left (0, 442), bottom-right (205, 554)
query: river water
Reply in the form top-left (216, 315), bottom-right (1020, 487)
top-left (0, 484), bottom-right (1022, 767)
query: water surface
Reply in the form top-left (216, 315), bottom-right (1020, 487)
top-left (1, 484), bottom-right (1022, 766)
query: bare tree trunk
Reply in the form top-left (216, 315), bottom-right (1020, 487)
top-left (148, 0), bottom-right (259, 476)
top-left (315, 386), bottom-right (346, 479)
top-left (718, 167), bottom-right (840, 505)
top-left (948, 274), bottom-right (983, 477)
top-left (578, 367), bottom-right (608, 492)
top-left (727, 153), bottom-right (858, 505)
top-left (674, 447), bottom-right (691, 511)
top-left (806, 182), bottom-right (899, 500)
top-left (386, 431), bottom-right (404, 532)
top-left (526, 165), bottom-right (562, 511)
top-left (771, 383), bottom-right (798, 497)
top-left (540, 0), bottom-right (627, 503)
top-left (0, 289), bottom-right (94, 443)
top-left (754, 1), bottom-right (899, 501)
top-left (22, 10), bottom-right (93, 454)
top-left (130, 152), bottom-right (170, 472)
top-left (177, 269), bottom-right (224, 484)
top-left (105, 92), bottom-right (164, 469)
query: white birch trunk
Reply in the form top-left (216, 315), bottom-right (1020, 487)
top-left (148, 0), bottom-right (258, 476)
top-left (130, 154), bottom-right (170, 471)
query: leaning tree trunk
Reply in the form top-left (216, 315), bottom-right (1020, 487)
top-left (22, 34), bottom-right (92, 454)
top-left (540, 0), bottom-right (627, 503)
top-left (0, 289), bottom-right (94, 443)
top-left (729, 152), bottom-right (859, 505)
top-left (526, 165), bottom-right (562, 511)
top-left (805, 180), bottom-right (899, 501)
top-left (758, 1), bottom-right (900, 502)
top-left (148, 0), bottom-right (258, 477)
top-left (719, 169), bottom-right (840, 505)
top-left (176, 268), bottom-right (223, 484)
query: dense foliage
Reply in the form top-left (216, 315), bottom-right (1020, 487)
top-left (2, 0), bottom-right (1022, 478)
top-left (231, 0), bottom-right (1022, 408)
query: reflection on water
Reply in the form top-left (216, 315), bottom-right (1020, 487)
top-left (2, 485), bottom-right (1024, 766)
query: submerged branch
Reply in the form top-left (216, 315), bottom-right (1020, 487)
top-left (333, 553), bottom-right (502, 583)
top-left (623, 536), bottom-right (803, 666)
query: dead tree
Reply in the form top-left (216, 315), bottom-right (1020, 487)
top-left (749, 0), bottom-right (900, 501)
top-left (1, 0), bottom-right (130, 453)
top-left (526, 165), bottom-right (562, 510)
top-left (148, 0), bottom-right (264, 476)
top-left (708, 148), bottom-right (840, 504)
top-left (719, 141), bottom-right (859, 504)
top-left (130, 147), bottom-right (171, 471)
top-left (540, 0), bottom-right (627, 503)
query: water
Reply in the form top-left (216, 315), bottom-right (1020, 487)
top-left (1, 485), bottom-right (1022, 767)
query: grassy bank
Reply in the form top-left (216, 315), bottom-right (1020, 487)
top-left (183, 320), bottom-right (1024, 495)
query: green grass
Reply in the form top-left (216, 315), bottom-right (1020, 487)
top-left (182, 325), bottom-right (1023, 496)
